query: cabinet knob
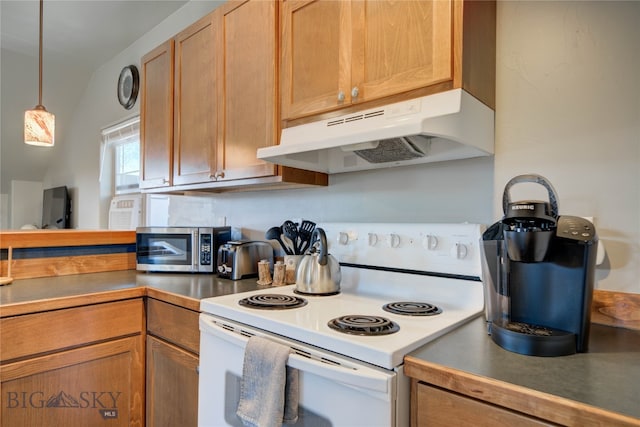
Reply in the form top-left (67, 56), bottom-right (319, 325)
top-left (337, 91), bottom-right (345, 102)
top-left (351, 87), bottom-right (359, 98)
top-left (209, 171), bottom-right (225, 181)
top-left (162, 178), bottom-right (169, 184)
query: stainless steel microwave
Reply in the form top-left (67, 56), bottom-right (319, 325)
top-left (136, 227), bottom-right (231, 273)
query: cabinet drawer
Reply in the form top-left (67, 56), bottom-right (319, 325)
top-left (414, 382), bottom-right (556, 427)
top-left (147, 298), bottom-right (199, 354)
top-left (0, 299), bottom-right (144, 362)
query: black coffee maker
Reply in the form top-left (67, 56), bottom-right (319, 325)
top-left (482, 174), bottom-right (598, 356)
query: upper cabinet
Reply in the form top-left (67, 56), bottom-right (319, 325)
top-left (173, 14), bottom-right (217, 187)
top-left (140, 40), bottom-right (174, 190)
top-left (214, 0), bottom-right (278, 182)
top-left (280, 0), bottom-right (348, 121)
top-left (280, 0), bottom-right (495, 122)
top-left (140, 14), bottom-right (218, 190)
top-left (140, 1), bottom-right (327, 192)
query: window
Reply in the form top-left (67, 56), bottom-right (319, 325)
top-left (101, 116), bottom-right (140, 194)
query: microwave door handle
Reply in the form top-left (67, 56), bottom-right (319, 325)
top-left (199, 316), bottom-right (391, 394)
top-left (192, 232), bottom-right (199, 269)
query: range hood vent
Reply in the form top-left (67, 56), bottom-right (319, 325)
top-left (257, 89), bottom-right (494, 174)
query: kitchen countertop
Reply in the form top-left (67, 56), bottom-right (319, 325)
top-left (406, 315), bottom-right (640, 425)
top-left (0, 270), bottom-right (265, 316)
top-left (139, 271), bottom-right (266, 311)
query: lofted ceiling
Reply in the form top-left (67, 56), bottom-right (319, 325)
top-left (1, 0), bottom-right (189, 71)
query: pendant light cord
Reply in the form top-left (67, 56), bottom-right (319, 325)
top-left (38, 0), bottom-right (44, 107)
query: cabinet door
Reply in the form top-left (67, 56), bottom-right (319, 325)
top-left (146, 336), bottom-right (199, 427)
top-left (1, 336), bottom-right (144, 427)
top-left (215, 0), bottom-right (278, 181)
top-left (281, 0), bottom-right (352, 120)
top-left (173, 13), bottom-right (217, 186)
top-left (140, 40), bottom-right (174, 189)
top-left (352, 0), bottom-right (453, 104)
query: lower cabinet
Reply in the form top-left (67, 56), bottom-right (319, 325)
top-left (0, 299), bottom-right (145, 427)
top-left (0, 295), bottom-right (203, 426)
top-left (145, 298), bottom-right (200, 427)
top-left (146, 337), bottom-right (199, 427)
top-left (412, 381), bottom-right (556, 427)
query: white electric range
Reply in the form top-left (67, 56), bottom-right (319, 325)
top-left (198, 223), bottom-right (485, 427)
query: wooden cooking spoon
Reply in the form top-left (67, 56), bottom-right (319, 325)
top-left (1, 246), bottom-right (14, 286)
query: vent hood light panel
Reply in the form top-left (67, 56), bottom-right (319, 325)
top-left (257, 89), bottom-right (494, 174)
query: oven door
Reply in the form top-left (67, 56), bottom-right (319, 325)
top-left (198, 313), bottom-right (398, 427)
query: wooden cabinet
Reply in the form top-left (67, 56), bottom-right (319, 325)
top-left (213, 0), bottom-right (326, 188)
top-left (146, 298), bottom-right (199, 427)
top-left (412, 382), bottom-right (556, 427)
top-left (140, 40), bottom-right (174, 189)
top-left (140, 14), bottom-right (217, 189)
top-left (0, 299), bottom-right (145, 426)
top-left (280, 0), bottom-right (347, 121)
top-left (173, 13), bottom-right (218, 186)
top-left (281, 0), bottom-right (495, 122)
top-left (214, 0), bottom-right (278, 182)
top-left (140, 1), bottom-right (327, 193)
top-left (146, 337), bottom-right (198, 427)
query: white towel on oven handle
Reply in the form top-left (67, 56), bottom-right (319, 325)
top-left (236, 336), bottom-right (299, 427)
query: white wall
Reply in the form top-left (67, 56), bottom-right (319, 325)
top-left (0, 24), bottom-right (93, 225)
top-left (199, 157), bottom-right (494, 237)
top-left (41, 1), bottom-right (639, 293)
top-left (494, 1), bottom-right (640, 293)
top-left (0, 48), bottom-right (90, 197)
top-left (0, 193), bottom-right (7, 229)
top-left (9, 180), bottom-right (42, 229)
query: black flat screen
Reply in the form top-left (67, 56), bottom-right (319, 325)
top-left (42, 186), bottom-right (70, 229)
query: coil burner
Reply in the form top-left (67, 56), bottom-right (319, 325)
top-left (327, 315), bottom-right (400, 336)
top-left (382, 302), bottom-right (443, 316)
top-left (239, 294), bottom-right (307, 310)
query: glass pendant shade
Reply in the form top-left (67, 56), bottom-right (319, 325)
top-left (25, 105), bottom-right (55, 146)
top-left (24, 0), bottom-right (54, 147)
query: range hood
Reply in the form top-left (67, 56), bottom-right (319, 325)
top-left (257, 89), bottom-right (494, 174)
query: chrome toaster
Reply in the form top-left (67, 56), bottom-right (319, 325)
top-left (217, 241), bottom-right (273, 280)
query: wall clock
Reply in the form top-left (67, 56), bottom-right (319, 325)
top-left (117, 65), bottom-right (139, 110)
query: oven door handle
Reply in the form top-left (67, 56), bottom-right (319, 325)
top-left (200, 316), bottom-right (392, 394)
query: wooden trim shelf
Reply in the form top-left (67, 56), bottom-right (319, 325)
top-left (0, 230), bottom-right (136, 249)
top-left (0, 230), bottom-right (137, 280)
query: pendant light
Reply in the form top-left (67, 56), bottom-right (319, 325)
top-left (24, 0), bottom-right (55, 147)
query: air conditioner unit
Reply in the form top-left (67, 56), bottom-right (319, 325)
top-left (108, 194), bottom-right (143, 230)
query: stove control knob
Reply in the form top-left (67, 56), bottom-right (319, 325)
top-left (368, 233), bottom-right (379, 246)
top-left (388, 233), bottom-right (401, 248)
top-left (422, 234), bottom-right (439, 250)
top-left (337, 232), bottom-right (350, 245)
top-left (451, 242), bottom-right (468, 259)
